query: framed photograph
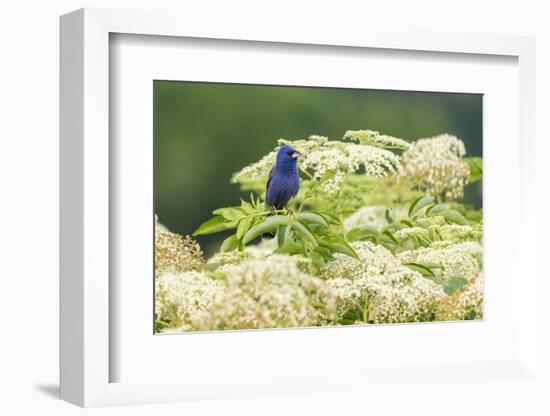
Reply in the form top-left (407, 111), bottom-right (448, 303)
top-left (60, 8), bottom-right (539, 408)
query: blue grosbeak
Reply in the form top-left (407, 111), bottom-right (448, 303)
top-left (266, 145), bottom-right (302, 211)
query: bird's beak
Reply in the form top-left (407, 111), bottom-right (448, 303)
top-left (291, 151), bottom-right (302, 159)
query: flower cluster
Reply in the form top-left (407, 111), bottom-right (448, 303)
top-left (155, 271), bottom-right (225, 330)
top-left (436, 223), bottom-right (483, 244)
top-left (406, 214), bottom-right (483, 244)
top-left (207, 250), bottom-right (254, 267)
top-left (323, 278), bottom-right (364, 317)
top-left (394, 226), bottom-right (432, 242)
top-left (343, 205), bottom-right (388, 231)
top-left (322, 241), bottom-right (446, 323)
top-left (398, 134), bottom-right (470, 200)
top-left (398, 241), bottom-right (482, 280)
top-left (155, 223), bottom-right (205, 275)
top-left (192, 255), bottom-right (333, 331)
top-left (304, 140), bottom-right (400, 193)
top-left (229, 150), bottom-right (277, 187)
top-left (436, 273), bottom-right (484, 321)
top-left (155, 219), bottom-right (483, 330)
top-left (343, 129), bottom-right (412, 150)
top-left (231, 134), bottom-right (401, 195)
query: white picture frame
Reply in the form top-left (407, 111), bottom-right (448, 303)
top-left (60, 7), bottom-right (539, 408)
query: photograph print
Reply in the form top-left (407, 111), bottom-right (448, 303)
top-left (154, 81), bottom-right (483, 333)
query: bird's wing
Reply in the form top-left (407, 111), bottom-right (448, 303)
top-left (266, 166), bottom-right (274, 198)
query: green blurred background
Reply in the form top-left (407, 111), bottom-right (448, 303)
top-left (154, 81), bottom-right (482, 256)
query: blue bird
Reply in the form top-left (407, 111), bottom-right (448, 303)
top-left (266, 145), bottom-right (302, 211)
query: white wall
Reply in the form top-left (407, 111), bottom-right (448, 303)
top-left (1, 1), bottom-right (548, 415)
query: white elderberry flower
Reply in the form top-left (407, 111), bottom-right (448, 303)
top-left (343, 205), bottom-right (408, 231)
top-left (207, 250), bottom-right (254, 269)
top-left (230, 136), bottom-right (326, 185)
top-left (394, 226), bottom-right (431, 242)
top-left (429, 240), bottom-right (456, 249)
top-left (300, 140), bottom-right (401, 193)
top-left (323, 241), bottom-right (403, 279)
top-left (322, 241), bottom-right (445, 323)
top-left (324, 278), bottom-right (364, 317)
top-left (434, 223), bottom-right (483, 244)
top-left (249, 237), bottom-right (279, 251)
top-left (155, 271), bottom-right (225, 330)
top-left (436, 273), bottom-right (484, 320)
top-left (232, 133), bottom-right (401, 195)
top-left (155, 225), bottom-right (205, 275)
top-left (398, 241), bottom-right (482, 280)
top-left (398, 134), bottom-right (470, 200)
top-left (155, 214), bottom-right (170, 233)
top-left (230, 150), bottom-right (277, 184)
top-left (414, 214), bottom-right (447, 228)
top-left (192, 255), bottom-right (333, 330)
top-left (207, 244), bottom-right (274, 270)
top-left (343, 129), bottom-right (412, 150)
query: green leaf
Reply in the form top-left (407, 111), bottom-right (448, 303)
top-left (426, 204), bottom-right (448, 216)
top-left (274, 241), bottom-right (303, 255)
top-left (465, 157), bottom-right (483, 183)
top-left (420, 262), bottom-right (443, 269)
top-left (306, 223), bottom-right (325, 234)
top-left (277, 224), bottom-right (289, 248)
top-left (342, 308), bottom-right (360, 321)
top-left (378, 234), bottom-right (397, 247)
top-left (392, 220), bottom-right (406, 231)
top-left (381, 223), bottom-right (395, 234)
top-left (440, 209), bottom-right (468, 225)
top-left (466, 310), bottom-right (477, 320)
top-left (205, 262), bottom-right (220, 272)
top-left (236, 216), bottom-right (253, 240)
top-left (330, 240), bottom-right (360, 260)
top-left (312, 210), bottom-right (341, 225)
top-left (314, 246), bottom-right (333, 260)
top-left (382, 229), bottom-right (398, 245)
top-left (240, 199), bottom-right (257, 215)
top-left (465, 210), bottom-right (482, 221)
top-left (310, 300), bottom-right (327, 310)
top-left (385, 209), bottom-right (394, 224)
top-left (250, 193), bottom-right (261, 209)
top-left (444, 276), bottom-right (468, 294)
top-left (346, 226), bottom-right (379, 242)
top-left (212, 207), bottom-right (244, 221)
top-left (424, 275), bottom-right (445, 285)
top-left (408, 195), bottom-right (434, 217)
top-left (291, 221), bottom-right (317, 246)
top-left (311, 251), bottom-right (326, 268)
top-left (404, 262), bottom-right (435, 277)
top-left (220, 234), bottom-right (239, 252)
top-left (193, 216), bottom-right (236, 236)
top-left (297, 212), bottom-right (329, 227)
top-left (205, 271), bottom-right (226, 281)
top-left (400, 219), bottom-right (414, 227)
top-left (242, 215), bottom-right (290, 245)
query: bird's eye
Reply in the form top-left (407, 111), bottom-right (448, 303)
top-left (287, 151), bottom-right (293, 156)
